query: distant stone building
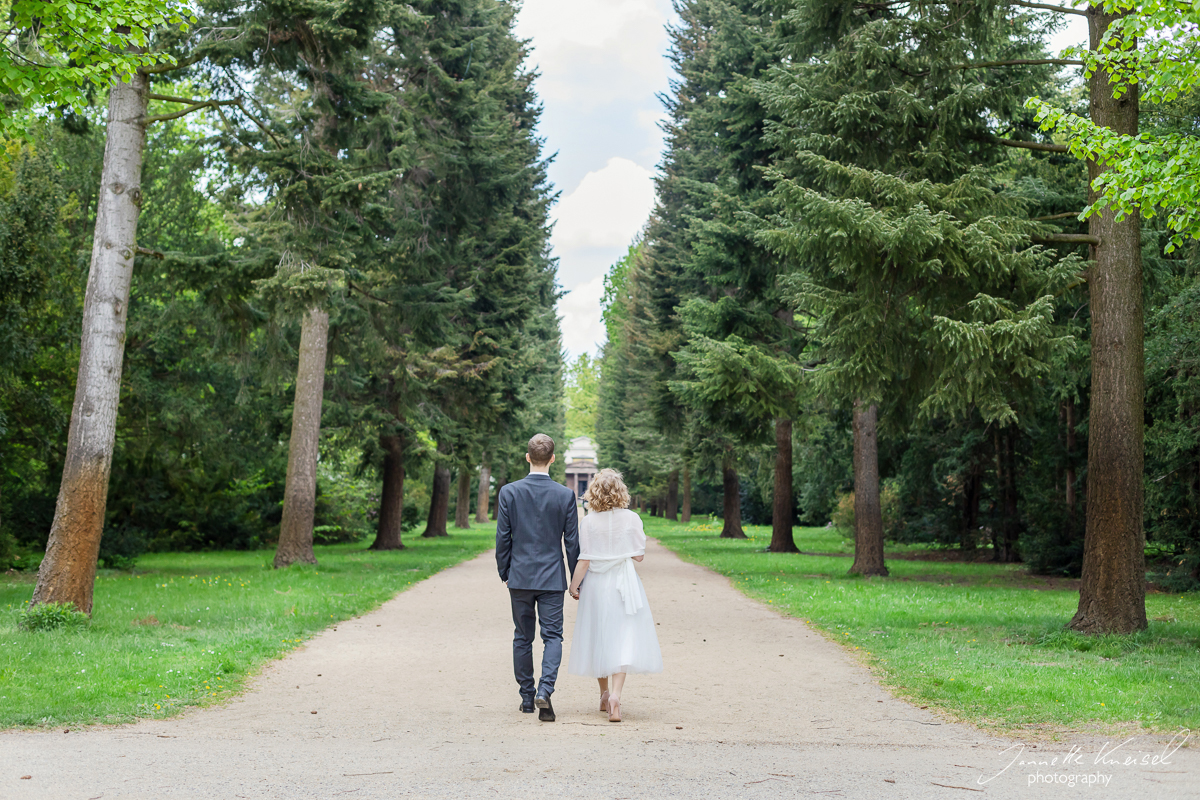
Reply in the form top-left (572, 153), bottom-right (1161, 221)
top-left (563, 436), bottom-right (598, 502)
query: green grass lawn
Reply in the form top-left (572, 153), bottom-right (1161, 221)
top-left (0, 526), bottom-right (495, 729)
top-left (647, 515), bottom-right (1200, 737)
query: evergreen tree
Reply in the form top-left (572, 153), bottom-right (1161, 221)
top-left (664, 0), bottom-right (807, 548)
top-left (757, 0), bottom-right (1077, 574)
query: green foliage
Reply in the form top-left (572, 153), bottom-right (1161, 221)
top-left (0, 1), bottom-right (195, 134)
top-left (3, 0), bottom-right (560, 568)
top-left (758, 2), bottom-right (1077, 425)
top-left (16, 600), bottom-right (88, 632)
top-left (1028, 1), bottom-right (1200, 252)
top-left (565, 353), bottom-right (600, 441)
top-left (0, 130), bottom-right (87, 551)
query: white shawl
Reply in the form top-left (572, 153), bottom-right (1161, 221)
top-left (580, 509), bottom-right (646, 615)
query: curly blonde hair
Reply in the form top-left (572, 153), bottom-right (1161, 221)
top-left (582, 468), bottom-right (630, 513)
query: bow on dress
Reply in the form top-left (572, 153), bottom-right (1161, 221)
top-left (586, 556), bottom-right (644, 615)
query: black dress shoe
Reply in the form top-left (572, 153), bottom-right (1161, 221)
top-left (519, 697), bottom-right (535, 713)
top-left (535, 694), bottom-right (555, 722)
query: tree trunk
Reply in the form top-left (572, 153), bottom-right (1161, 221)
top-left (274, 307), bottom-right (329, 568)
top-left (770, 417), bottom-right (799, 553)
top-left (960, 461), bottom-right (981, 551)
top-left (454, 464), bottom-right (471, 529)
top-left (475, 462), bottom-right (491, 523)
top-left (850, 401), bottom-right (887, 576)
top-left (1064, 397), bottom-right (1078, 539)
top-left (492, 470), bottom-right (506, 520)
top-left (649, 498), bottom-right (659, 517)
top-left (665, 470), bottom-right (679, 521)
top-left (31, 72), bottom-right (148, 614)
top-left (997, 429), bottom-right (1021, 563)
top-left (424, 442), bottom-right (451, 537)
top-left (371, 433), bottom-right (406, 550)
top-left (720, 451), bottom-right (745, 538)
top-left (681, 463), bottom-right (692, 523)
top-left (1072, 6), bottom-right (1147, 634)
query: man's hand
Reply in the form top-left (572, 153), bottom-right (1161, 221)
top-left (568, 587), bottom-right (580, 600)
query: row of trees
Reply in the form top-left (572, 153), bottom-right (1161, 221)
top-left (597, 0), bottom-right (1200, 634)
top-left (1, 1), bottom-right (563, 614)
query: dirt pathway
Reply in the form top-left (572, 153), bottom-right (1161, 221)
top-left (4, 538), bottom-right (1195, 799)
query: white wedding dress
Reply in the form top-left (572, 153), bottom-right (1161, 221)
top-left (568, 508), bottom-right (663, 678)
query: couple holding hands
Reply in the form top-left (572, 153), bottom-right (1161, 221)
top-left (495, 434), bottom-right (663, 723)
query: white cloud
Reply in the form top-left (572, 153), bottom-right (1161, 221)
top-left (514, 1), bottom-right (675, 358)
top-left (550, 157), bottom-right (655, 348)
top-left (552, 157), bottom-right (655, 251)
top-left (558, 276), bottom-right (607, 361)
top-left (517, 0), bottom-right (668, 52)
top-left (516, 1), bottom-right (673, 182)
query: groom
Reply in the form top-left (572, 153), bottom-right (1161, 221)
top-left (495, 433), bottom-right (580, 722)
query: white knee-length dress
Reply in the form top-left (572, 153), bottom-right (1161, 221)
top-left (568, 508), bottom-right (663, 678)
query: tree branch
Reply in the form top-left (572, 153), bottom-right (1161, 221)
top-left (955, 58), bottom-right (1084, 70)
top-left (1033, 211), bottom-right (1083, 221)
top-left (1010, 1), bottom-right (1088, 16)
top-left (1034, 233), bottom-right (1100, 245)
top-left (147, 92), bottom-right (210, 105)
top-left (227, 99), bottom-right (283, 148)
top-left (996, 137), bottom-right (1069, 153)
top-left (135, 246), bottom-right (165, 259)
top-left (143, 98), bottom-right (240, 124)
top-left (349, 281), bottom-right (394, 306)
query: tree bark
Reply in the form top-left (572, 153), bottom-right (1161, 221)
top-left (1064, 397), bottom-right (1078, 539)
top-left (454, 464), bottom-right (471, 529)
top-left (371, 433), bottom-right (406, 550)
top-left (274, 307), bottom-right (329, 568)
top-left (475, 462), bottom-right (491, 523)
top-left (770, 417), bottom-right (799, 553)
top-left (850, 401), bottom-right (887, 576)
top-left (32, 72), bottom-right (149, 613)
top-left (424, 441), bottom-right (451, 537)
top-left (492, 470), bottom-right (506, 520)
top-left (720, 451), bottom-right (745, 538)
top-left (960, 461), bottom-right (981, 551)
top-left (665, 470), bottom-right (679, 521)
top-left (997, 429), bottom-right (1021, 563)
top-left (1072, 6), bottom-right (1147, 634)
top-left (681, 463), bottom-right (692, 523)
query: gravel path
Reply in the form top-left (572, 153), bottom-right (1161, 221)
top-left (4, 538), bottom-right (1195, 799)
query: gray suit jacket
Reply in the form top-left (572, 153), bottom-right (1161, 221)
top-left (495, 473), bottom-right (580, 591)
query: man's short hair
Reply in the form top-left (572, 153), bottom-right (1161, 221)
top-left (527, 433), bottom-right (555, 466)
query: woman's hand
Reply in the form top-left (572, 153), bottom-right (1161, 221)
top-left (569, 559), bottom-right (589, 602)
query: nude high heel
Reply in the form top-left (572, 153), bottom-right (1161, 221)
top-left (607, 697), bottom-right (622, 723)
top-left (599, 690), bottom-right (610, 713)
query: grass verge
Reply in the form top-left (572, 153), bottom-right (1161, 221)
top-left (0, 527), bottom-right (494, 729)
top-left (646, 515), bottom-right (1200, 737)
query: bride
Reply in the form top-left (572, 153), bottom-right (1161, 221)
top-left (567, 468), bottom-right (663, 722)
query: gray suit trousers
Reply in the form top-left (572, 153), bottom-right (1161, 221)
top-left (509, 588), bottom-right (564, 699)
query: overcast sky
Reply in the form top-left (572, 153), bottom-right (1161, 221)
top-left (516, 4), bottom-right (1090, 362)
